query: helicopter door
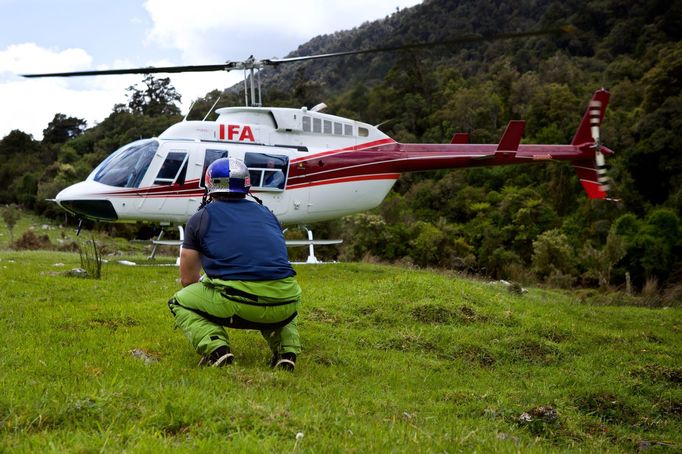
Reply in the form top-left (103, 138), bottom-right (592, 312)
top-left (139, 148), bottom-right (190, 222)
top-left (244, 152), bottom-right (290, 217)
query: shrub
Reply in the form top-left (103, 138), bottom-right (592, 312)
top-left (14, 231), bottom-right (53, 250)
top-left (532, 229), bottom-right (576, 284)
top-left (2, 204), bottom-right (20, 244)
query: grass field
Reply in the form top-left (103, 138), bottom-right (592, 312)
top-left (0, 243), bottom-right (680, 452)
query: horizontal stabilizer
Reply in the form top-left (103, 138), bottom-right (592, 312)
top-left (450, 133), bottom-right (469, 144)
top-left (152, 239), bottom-right (182, 246)
top-left (151, 239), bottom-right (343, 247)
top-left (496, 120), bottom-right (525, 155)
top-left (285, 239), bottom-right (343, 247)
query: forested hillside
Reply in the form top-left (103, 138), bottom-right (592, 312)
top-left (1, 0), bottom-right (680, 298)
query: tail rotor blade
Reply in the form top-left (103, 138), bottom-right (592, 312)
top-left (589, 100), bottom-right (601, 143)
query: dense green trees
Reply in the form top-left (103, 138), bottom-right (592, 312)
top-left (1, 1), bottom-right (680, 295)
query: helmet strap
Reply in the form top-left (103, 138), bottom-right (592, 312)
top-left (197, 188), bottom-right (211, 211)
top-left (248, 192), bottom-right (263, 205)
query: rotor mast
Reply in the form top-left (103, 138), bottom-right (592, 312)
top-left (239, 56), bottom-right (263, 107)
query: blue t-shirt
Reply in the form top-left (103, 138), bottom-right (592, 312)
top-left (183, 199), bottom-right (295, 281)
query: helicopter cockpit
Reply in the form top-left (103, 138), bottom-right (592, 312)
top-left (90, 139), bottom-right (159, 188)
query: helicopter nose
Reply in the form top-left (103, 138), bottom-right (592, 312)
top-left (57, 199), bottom-right (118, 221)
top-left (56, 183), bottom-right (119, 221)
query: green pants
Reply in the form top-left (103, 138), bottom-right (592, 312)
top-left (168, 276), bottom-right (301, 358)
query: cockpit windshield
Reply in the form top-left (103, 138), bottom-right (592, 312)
top-left (91, 139), bottom-right (159, 188)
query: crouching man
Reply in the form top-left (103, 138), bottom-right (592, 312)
top-left (168, 158), bottom-right (301, 371)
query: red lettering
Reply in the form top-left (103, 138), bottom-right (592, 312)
top-left (239, 125), bottom-right (255, 142)
top-left (220, 124), bottom-right (255, 142)
top-left (227, 124), bottom-right (240, 141)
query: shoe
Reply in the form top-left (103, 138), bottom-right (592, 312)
top-left (271, 352), bottom-right (296, 371)
top-left (199, 345), bottom-right (234, 367)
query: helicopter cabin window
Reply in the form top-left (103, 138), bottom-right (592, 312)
top-left (303, 115), bottom-right (351, 137)
top-left (244, 152), bottom-right (288, 191)
top-left (200, 149), bottom-right (229, 189)
top-left (344, 124), bottom-right (353, 136)
top-left (358, 127), bottom-right (369, 137)
top-left (93, 139), bottom-right (159, 188)
top-left (154, 152), bottom-right (187, 185)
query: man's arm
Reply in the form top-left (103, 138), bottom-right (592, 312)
top-left (179, 247), bottom-right (202, 287)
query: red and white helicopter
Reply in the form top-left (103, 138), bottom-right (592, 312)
top-left (24, 28), bottom-right (613, 261)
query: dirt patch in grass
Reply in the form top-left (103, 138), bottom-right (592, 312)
top-left (456, 304), bottom-right (488, 323)
top-left (377, 330), bottom-right (439, 353)
top-left (410, 303), bottom-right (454, 324)
top-left (449, 344), bottom-right (497, 367)
top-left (655, 398), bottom-right (682, 419)
top-left (410, 303), bottom-right (489, 325)
top-left (305, 307), bottom-right (342, 324)
top-left (534, 326), bottom-right (572, 343)
top-left (574, 392), bottom-right (638, 424)
top-left (631, 365), bottom-right (682, 385)
top-left (506, 338), bottom-right (562, 365)
top-left (88, 316), bottom-right (140, 331)
top-left (516, 405), bottom-right (561, 436)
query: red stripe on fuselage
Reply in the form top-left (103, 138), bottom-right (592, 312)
top-left (290, 138), bottom-right (396, 164)
top-left (286, 173), bottom-right (400, 190)
top-left (100, 179), bottom-right (202, 197)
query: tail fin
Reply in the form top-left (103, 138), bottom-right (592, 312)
top-left (571, 89), bottom-right (610, 146)
top-left (571, 89), bottom-right (612, 199)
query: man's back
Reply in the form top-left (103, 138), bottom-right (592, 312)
top-left (183, 199), bottom-right (294, 281)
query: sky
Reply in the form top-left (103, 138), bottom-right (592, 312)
top-left (0, 0), bottom-right (422, 140)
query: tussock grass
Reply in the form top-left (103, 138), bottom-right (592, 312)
top-left (0, 250), bottom-right (680, 452)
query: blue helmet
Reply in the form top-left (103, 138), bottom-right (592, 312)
top-left (204, 158), bottom-right (251, 195)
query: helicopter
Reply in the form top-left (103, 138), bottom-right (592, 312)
top-left (23, 27), bottom-right (614, 260)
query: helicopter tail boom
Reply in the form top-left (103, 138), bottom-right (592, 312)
top-left (373, 89), bottom-right (614, 199)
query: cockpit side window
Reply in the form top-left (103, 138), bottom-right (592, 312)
top-left (93, 140), bottom-right (159, 188)
top-left (154, 152), bottom-right (187, 185)
top-left (200, 149), bottom-right (229, 189)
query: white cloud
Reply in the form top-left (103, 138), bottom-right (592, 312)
top-left (143, 0), bottom-right (421, 62)
top-left (0, 42), bottom-right (92, 75)
top-left (0, 77), bottom-right (127, 139)
top-left (0, 44), bottom-right (133, 139)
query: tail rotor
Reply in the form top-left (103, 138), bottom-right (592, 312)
top-left (589, 99), bottom-right (611, 194)
top-left (570, 89), bottom-right (616, 200)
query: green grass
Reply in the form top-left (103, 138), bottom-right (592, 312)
top-left (0, 250), bottom-right (680, 453)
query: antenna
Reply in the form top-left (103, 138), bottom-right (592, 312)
top-left (182, 100), bottom-right (195, 121)
top-left (202, 96), bottom-right (222, 121)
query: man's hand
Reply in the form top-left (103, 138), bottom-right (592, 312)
top-left (179, 247), bottom-right (202, 287)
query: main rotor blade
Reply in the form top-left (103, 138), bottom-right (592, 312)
top-left (264, 25), bottom-right (575, 65)
top-left (22, 63), bottom-right (238, 78)
top-left (21, 25), bottom-right (573, 78)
